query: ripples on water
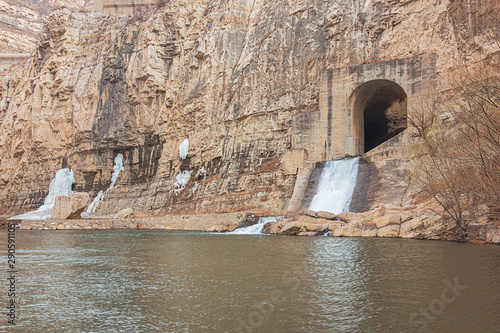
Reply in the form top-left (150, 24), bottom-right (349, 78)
top-left (0, 230), bottom-right (499, 332)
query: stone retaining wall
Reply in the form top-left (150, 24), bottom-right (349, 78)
top-left (19, 212), bottom-right (240, 231)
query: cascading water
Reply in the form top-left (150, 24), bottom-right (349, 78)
top-left (308, 157), bottom-right (359, 214)
top-left (227, 216), bottom-right (281, 235)
top-left (84, 154), bottom-right (124, 215)
top-left (9, 168), bottom-right (75, 220)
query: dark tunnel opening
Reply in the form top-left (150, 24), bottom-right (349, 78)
top-left (363, 96), bottom-right (407, 152)
top-left (352, 80), bottom-right (408, 153)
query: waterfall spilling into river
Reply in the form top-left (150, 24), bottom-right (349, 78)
top-left (228, 216), bottom-right (281, 235)
top-left (9, 168), bottom-right (75, 220)
top-left (308, 158), bottom-right (359, 214)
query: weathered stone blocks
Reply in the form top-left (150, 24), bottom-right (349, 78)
top-left (51, 193), bottom-right (91, 220)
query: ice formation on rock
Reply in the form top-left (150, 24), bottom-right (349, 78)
top-left (85, 153), bottom-right (124, 215)
top-left (179, 139), bottom-right (189, 160)
top-left (9, 168), bottom-right (75, 220)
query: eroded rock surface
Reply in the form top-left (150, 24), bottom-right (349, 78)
top-left (0, 0), bottom-right (86, 54)
top-left (0, 0), bottom-right (498, 219)
top-left (266, 199), bottom-right (500, 244)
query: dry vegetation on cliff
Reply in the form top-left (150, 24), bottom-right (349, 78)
top-left (411, 54), bottom-right (500, 239)
top-left (1, 0), bottom-right (500, 222)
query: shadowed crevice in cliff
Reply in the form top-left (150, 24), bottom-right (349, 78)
top-left (125, 134), bottom-right (165, 185)
top-left (73, 134), bottom-right (164, 197)
top-left (92, 60), bottom-right (139, 148)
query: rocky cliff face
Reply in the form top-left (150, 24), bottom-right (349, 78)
top-left (0, 0), bottom-right (86, 54)
top-left (0, 0), bottom-right (498, 216)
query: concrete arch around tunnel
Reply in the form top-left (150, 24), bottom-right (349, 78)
top-left (350, 79), bottom-right (408, 154)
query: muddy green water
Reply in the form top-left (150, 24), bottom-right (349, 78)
top-left (1, 230), bottom-right (499, 332)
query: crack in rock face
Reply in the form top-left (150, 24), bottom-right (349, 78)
top-left (0, 0), bottom-right (498, 217)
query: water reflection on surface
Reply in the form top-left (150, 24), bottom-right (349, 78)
top-left (0, 230), bottom-right (499, 332)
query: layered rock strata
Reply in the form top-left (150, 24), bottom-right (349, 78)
top-left (0, 0), bottom-right (86, 55)
top-left (0, 0), bottom-right (499, 218)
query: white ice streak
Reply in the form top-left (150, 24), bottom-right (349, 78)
top-left (9, 168), bottom-right (75, 220)
top-left (179, 139), bottom-right (189, 160)
top-left (196, 166), bottom-right (207, 177)
top-left (85, 154), bottom-right (124, 215)
top-left (109, 153), bottom-right (124, 189)
top-left (173, 170), bottom-right (192, 192)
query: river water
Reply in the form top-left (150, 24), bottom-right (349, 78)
top-left (1, 230), bottom-right (499, 332)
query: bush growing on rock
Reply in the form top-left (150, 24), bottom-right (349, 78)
top-left (410, 54), bottom-right (500, 240)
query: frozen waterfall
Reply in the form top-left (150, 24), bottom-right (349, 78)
top-left (179, 139), bottom-right (189, 160)
top-left (9, 168), bottom-right (75, 220)
top-left (308, 158), bottom-right (359, 214)
top-left (85, 154), bottom-right (124, 215)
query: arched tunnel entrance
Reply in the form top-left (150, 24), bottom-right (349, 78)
top-left (351, 80), bottom-right (408, 153)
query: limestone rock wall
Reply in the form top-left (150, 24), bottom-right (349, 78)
top-left (0, 0), bottom-right (498, 216)
top-left (0, 0), bottom-right (87, 55)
